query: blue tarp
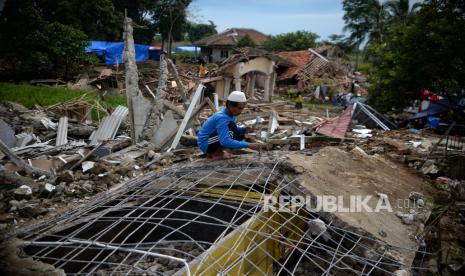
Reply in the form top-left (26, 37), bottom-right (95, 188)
top-left (86, 41), bottom-right (149, 65)
top-left (174, 46), bottom-right (198, 52)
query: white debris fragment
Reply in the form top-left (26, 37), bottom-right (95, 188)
top-left (40, 118), bottom-right (57, 130)
top-left (308, 218), bottom-right (326, 234)
top-left (416, 198), bottom-right (425, 207)
top-left (394, 269), bottom-right (409, 276)
top-left (82, 161), bottom-right (95, 173)
top-left (409, 192), bottom-right (424, 201)
top-left (396, 211), bottom-right (415, 225)
top-left (44, 183), bottom-right (56, 193)
top-left (408, 141), bottom-right (422, 148)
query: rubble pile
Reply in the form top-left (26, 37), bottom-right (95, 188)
top-left (0, 101), bottom-right (196, 230)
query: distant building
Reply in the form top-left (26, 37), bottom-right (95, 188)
top-left (195, 28), bottom-right (268, 63)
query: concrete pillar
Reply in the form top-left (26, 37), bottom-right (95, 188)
top-left (269, 72), bottom-right (277, 98)
top-left (264, 74), bottom-right (271, 102)
top-left (233, 77), bottom-right (242, 91)
top-left (224, 77), bottom-right (232, 99)
top-left (247, 72), bottom-right (257, 99)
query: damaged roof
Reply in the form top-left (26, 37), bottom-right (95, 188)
top-left (195, 28), bottom-right (269, 47)
top-left (277, 50), bottom-right (315, 80)
top-left (215, 47), bottom-right (296, 75)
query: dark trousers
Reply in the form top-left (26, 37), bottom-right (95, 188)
top-left (207, 122), bottom-right (245, 153)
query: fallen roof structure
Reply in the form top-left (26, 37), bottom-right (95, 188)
top-left (14, 154), bottom-right (430, 275)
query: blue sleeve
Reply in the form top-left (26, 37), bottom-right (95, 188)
top-left (216, 117), bottom-right (249, 149)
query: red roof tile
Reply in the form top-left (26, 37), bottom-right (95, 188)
top-left (195, 28), bottom-right (269, 47)
top-left (316, 106), bottom-right (353, 139)
top-left (277, 50), bottom-right (315, 80)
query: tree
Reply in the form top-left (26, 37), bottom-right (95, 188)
top-left (154, 0), bottom-right (192, 56)
top-left (384, 0), bottom-right (422, 23)
top-left (233, 34), bottom-right (257, 52)
top-left (367, 0), bottom-right (465, 112)
top-left (42, 22), bottom-right (90, 78)
top-left (320, 34), bottom-right (355, 53)
top-left (263, 31), bottom-right (319, 52)
top-left (40, 0), bottom-right (122, 40)
top-left (187, 20), bottom-right (217, 44)
top-left (112, 0), bottom-right (158, 43)
top-left (342, 0), bottom-right (387, 47)
top-left (0, 0), bottom-right (91, 79)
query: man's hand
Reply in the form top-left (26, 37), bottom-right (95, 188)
top-left (249, 143), bottom-right (265, 152)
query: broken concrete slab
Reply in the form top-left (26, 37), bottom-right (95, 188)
top-left (152, 110), bottom-right (178, 148)
top-left (0, 119), bottom-right (16, 148)
top-left (56, 117), bottom-right (68, 146)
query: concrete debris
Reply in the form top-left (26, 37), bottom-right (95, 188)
top-left (41, 118), bottom-right (57, 130)
top-left (81, 161), bottom-right (95, 172)
top-left (13, 185), bottom-right (33, 200)
top-left (55, 116), bottom-right (68, 146)
top-left (396, 211), bottom-right (415, 225)
top-left (421, 160), bottom-right (439, 175)
top-left (307, 218), bottom-right (331, 241)
top-left (393, 269), bottom-right (409, 276)
top-left (408, 191), bottom-right (425, 202)
top-left (0, 119), bottom-right (16, 148)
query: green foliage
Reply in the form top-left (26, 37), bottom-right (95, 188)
top-left (0, 0), bottom-right (117, 79)
top-left (173, 51), bottom-right (197, 63)
top-left (320, 34), bottom-right (355, 53)
top-left (187, 21), bottom-right (217, 43)
top-left (42, 22), bottom-right (90, 78)
top-left (233, 34), bottom-right (257, 52)
top-left (154, 0), bottom-right (192, 45)
top-left (263, 31), bottom-right (319, 52)
top-left (41, 0), bottom-right (122, 40)
top-left (367, 0), bottom-right (465, 112)
top-left (0, 82), bottom-right (127, 120)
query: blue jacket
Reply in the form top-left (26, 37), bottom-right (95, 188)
top-left (198, 107), bottom-right (248, 153)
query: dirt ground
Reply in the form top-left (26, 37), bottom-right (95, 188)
top-left (287, 147), bottom-right (436, 266)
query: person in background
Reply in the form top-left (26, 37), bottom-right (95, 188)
top-left (197, 91), bottom-right (264, 160)
top-left (199, 62), bottom-right (206, 78)
top-left (295, 91), bottom-right (303, 109)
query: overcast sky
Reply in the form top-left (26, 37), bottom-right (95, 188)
top-left (190, 0), bottom-right (346, 39)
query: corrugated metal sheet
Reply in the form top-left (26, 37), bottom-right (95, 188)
top-left (56, 117), bottom-right (68, 146)
top-left (316, 106), bottom-right (353, 138)
top-left (89, 106), bottom-right (128, 145)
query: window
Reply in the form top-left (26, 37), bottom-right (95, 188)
top-left (220, 49), bottom-right (229, 58)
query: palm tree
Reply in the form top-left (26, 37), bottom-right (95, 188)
top-left (342, 0), bottom-right (388, 68)
top-left (384, 0), bottom-right (422, 22)
top-left (343, 0), bottom-right (388, 46)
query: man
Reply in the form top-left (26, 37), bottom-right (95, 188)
top-left (197, 91), bottom-right (263, 160)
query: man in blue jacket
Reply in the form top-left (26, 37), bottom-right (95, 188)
top-left (198, 91), bottom-right (263, 159)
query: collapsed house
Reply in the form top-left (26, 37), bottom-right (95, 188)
top-left (1, 17), bottom-right (465, 276)
top-left (195, 28), bottom-right (269, 63)
top-left (204, 48), bottom-right (295, 102)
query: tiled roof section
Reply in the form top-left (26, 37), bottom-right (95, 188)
top-left (316, 106), bottom-right (353, 139)
top-left (277, 50), bottom-right (315, 80)
top-left (195, 28), bottom-right (269, 46)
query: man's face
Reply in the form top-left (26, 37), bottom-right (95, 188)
top-left (228, 102), bottom-right (246, 116)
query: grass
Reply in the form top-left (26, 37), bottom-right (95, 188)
top-left (0, 82), bottom-right (127, 120)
